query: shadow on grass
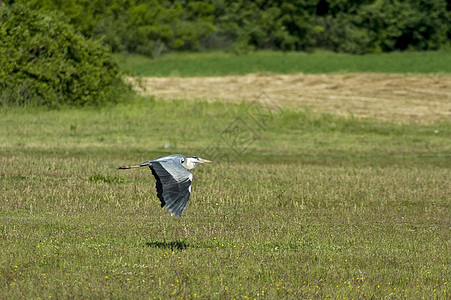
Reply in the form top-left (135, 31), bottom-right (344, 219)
top-left (145, 239), bottom-right (191, 250)
top-left (145, 239), bottom-right (317, 252)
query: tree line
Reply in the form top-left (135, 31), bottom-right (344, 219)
top-left (3, 0), bottom-right (450, 55)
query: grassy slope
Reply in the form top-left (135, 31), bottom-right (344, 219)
top-left (115, 50), bottom-right (451, 76)
top-left (1, 99), bottom-right (450, 298)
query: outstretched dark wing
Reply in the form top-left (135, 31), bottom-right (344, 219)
top-left (149, 160), bottom-right (193, 217)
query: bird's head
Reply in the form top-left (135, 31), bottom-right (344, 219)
top-left (182, 156), bottom-right (212, 170)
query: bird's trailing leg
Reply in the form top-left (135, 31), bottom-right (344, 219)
top-left (118, 161), bottom-right (152, 169)
top-left (118, 165), bottom-right (141, 169)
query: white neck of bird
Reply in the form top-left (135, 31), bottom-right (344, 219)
top-left (183, 157), bottom-right (197, 170)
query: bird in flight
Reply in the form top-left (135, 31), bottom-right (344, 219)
top-left (118, 154), bottom-right (212, 216)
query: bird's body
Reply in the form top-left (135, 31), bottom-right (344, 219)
top-left (118, 154), bottom-right (212, 216)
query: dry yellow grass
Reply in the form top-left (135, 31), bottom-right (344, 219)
top-left (130, 73), bottom-right (451, 124)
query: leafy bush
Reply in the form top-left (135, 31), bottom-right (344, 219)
top-left (0, 4), bottom-right (132, 107)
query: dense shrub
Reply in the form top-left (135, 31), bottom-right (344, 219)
top-left (210, 0), bottom-right (450, 54)
top-left (312, 0), bottom-right (450, 53)
top-left (0, 4), bottom-right (132, 107)
top-left (208, 0), bottom-right (319, 53)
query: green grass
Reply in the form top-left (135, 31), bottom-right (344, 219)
top-left (1, 98), bottom-right (450, 298)
top-left (115, 50), bottom-right (451, 76)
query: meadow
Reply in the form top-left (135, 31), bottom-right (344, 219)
top-left (1, 51), bottom-right (451, 298)
top-left (115, 50), bottom-right (451, 76)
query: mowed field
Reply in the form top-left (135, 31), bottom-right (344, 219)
top-left (1, 52), bottom-right (451, 298)
top-left (132, 73), bottom-right (451, 124)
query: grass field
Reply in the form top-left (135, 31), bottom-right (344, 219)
top-left (115, 50), bottom-right (451, 76)
top-left (1, 96), bottom-right (450, 298)
top-left (1, 50), bottom-right (451, 298)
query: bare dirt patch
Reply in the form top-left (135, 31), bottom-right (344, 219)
top-left (130, 73), bottom-right (451, 123)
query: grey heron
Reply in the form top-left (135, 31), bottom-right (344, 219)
top-left (118, 154), bottom-right (212, 216)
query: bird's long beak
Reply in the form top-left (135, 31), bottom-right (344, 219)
top-left (200, 158), bottom-right (213, 163)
